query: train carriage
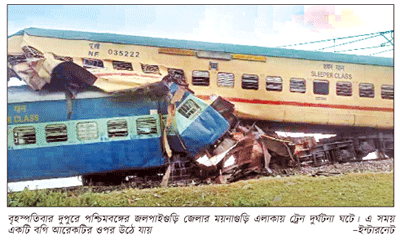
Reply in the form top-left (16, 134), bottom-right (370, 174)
top-left (7, 82), bottom-right (231, 183)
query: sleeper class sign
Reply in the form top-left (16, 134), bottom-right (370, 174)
top-left (311, 63), bottom-right (353, 80)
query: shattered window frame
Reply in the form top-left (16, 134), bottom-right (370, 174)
top-left (192, 70), bottom-right (210, 86)
top-left (45, 124), bottom-right (68, 143)
top-left (168, 68), bottom-right (186, 84)
top-left (13, 126), bottom-right (36, 145)
top-left (22, 46), bottom-right (44, 59)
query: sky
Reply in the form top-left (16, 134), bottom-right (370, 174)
top-left (7, 5), bottom-right (394, 57)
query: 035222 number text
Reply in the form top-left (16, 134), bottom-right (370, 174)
top-left (108, 49), bottom-right (139, 58)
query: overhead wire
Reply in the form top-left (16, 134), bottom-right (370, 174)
top-left (278, 30), bottom-right (393, 57)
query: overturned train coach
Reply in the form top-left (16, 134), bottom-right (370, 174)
top-left (7, 81), bottom-right (234, 183)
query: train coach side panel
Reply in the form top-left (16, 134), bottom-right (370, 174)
top-left (7, 137), bottom-right (165, 182)
top-left (7, 86), bottom-right (169, 182)
top-left (186, 56), bottom-right (393, 129)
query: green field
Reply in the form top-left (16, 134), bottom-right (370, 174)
top-left (7, 172), bottom-right (393, 207)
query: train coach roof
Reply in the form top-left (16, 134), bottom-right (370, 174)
top-left (7, 85), bottom-right (109, 103)
top-left (9, 27), bottom-right (393, 67)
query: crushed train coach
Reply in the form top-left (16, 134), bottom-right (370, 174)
top-left (7, 51), bottom-right (238, 184)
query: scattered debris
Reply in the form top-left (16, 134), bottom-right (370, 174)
top-left (311, 171), bottom-right (342, 177)
top-left (194, 122), bottom-right (298, 184)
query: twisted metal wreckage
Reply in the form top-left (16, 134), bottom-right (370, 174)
top-left (8, 48), bottom-right (298, 185)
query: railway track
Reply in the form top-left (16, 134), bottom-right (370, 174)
top-left (38, 157), bottom-right (393, 194)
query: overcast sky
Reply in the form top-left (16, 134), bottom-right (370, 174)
top-left (7, 5), bottom-right (394, 57)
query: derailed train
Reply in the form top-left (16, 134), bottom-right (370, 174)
top-left (7, 28), bottom-right (393, 184)
top-left (7, 81), bottom-right (233, 183)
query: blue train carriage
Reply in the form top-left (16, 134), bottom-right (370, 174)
top-left (7, 83), bottom-right (231, 184)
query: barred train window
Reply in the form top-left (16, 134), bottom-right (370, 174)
top-left (76, 122), bottom-right (98, 141)
top-left (313, 80), bottom-right (329, 95)
top-left (136, 117), bottom-right (158, 135)
top-left (290, 78), bottom-right (306, 93)
top-left (178, 99), bottom-right (201, 119)
top-left (336, 81), bottom-right (352, 96)
top-left (359, 83), bottom-right (375, 98)
top-left (217, 72), bottom-right (234, 88)
top-left (266, 76), bottom-right (283, 91)
top-left (112, 61), bottom-right (133, 71)
top-left (13, 126), bottom-right (36, 145)
top-left (192, 71), bottom-right (210, 86)
top-left (381, 85), bottom-right (394, 100)
top-left (83, 58), bottom-right (104, 69)
top-left (141, 64), bottom-right (160, 74)
top-left (242, 74), bottom-right (259, 90)
top-left (45, 124), bottom-right (68, 143)
top-left (107, 119), bottom-right (128, 138)
top-left (22, 46), bottom-right (44, 58)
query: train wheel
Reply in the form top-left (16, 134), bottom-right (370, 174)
top-left (81, 174), bottom-right (125, 186)
top-left (81, 175), bottom-right (93, 186)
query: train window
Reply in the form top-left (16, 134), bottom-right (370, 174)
top-left (381, 85), bottom-right (394, 100)
top-left (112, 61), bottom-right (133, 71)
top-left (242, 74), bottom-right (259, 90)
top-left (53, 54), bottom-right (73, 62)
top-left (336, 81), bottom-right (352, 96)
top-left (217, 72), bottom-right (235, 88)
top-left (83, 58), bottom-right (104, 69)
top-left (313, 80), bottom-right (329, 95)
top-left (22, 46), bottom-right (44, 58)
top-left (290, 78), bottom-right (306, 93)
top-left (107, 119), bottom-right (129, 138)
top-left (266, 76), bottom-right (283, 91)
top-left (13, 126), bottom-right (36, 145)
top-left (168, 68), bottom-right (187, 84)
top-left (192, 71), bottom-right (210, 86)
top-left (178, 99), bottom-right (201, 119)
top-left (8, 54), bottom-right (27, 66)
top-left (136, 117), bottom-right (158, 135)
top-left (76, 121), bottom-right (98, 141)
top-left (359, 83), bottom-right (375, 98)
top-left (45, 124), bottom-right (68, 143)
top-left (141, 64), bottom-right (160, 74)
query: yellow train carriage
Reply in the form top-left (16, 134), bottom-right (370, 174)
top-left (184, 57), bottom-right (393, 129)
top-left (8, 28), bottom-right (393, 131)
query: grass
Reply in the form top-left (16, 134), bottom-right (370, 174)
top-left (7, 172), bottom-right (393, 207)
